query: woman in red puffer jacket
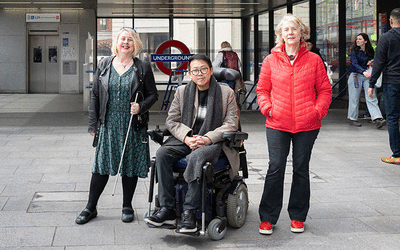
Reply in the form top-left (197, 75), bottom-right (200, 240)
top-left (256, 14), bottom-right (332, 236)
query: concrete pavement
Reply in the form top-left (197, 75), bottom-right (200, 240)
top-left (1, 94), bottom-right (400, 249)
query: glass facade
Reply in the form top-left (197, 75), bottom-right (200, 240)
top-left (274, 7), bottom-right (288, 30)
top-left (259, 12), bottom-right (269, 65)
top-left (293, 1), bottom-right (310, 29)
top-left (316, 0), bottom-right (340, 81)
top-left (210, 19), bottom-right (242, 67)
top-left (244, 17), bottom-right (255, 82)
top-left (97, 18), bottom-right (242, 83)
top-left (95, 0), bottom-right (377, 87)
top-left (346, 0), bottom-right (377, 64)
top-left (136, 19), bottom-right (169, 82)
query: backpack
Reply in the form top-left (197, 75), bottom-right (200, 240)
top-left (221, 50), bottom-right (240, 71)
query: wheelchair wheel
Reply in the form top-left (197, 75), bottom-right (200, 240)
top-left (208, 218), bottom-right (227, 241)
top-left (227, 183), bottom-right (248, 228)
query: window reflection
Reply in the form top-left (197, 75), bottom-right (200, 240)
top-left (259, 13), bottom-right (269, 71)
top-left (293, 1), bottom-right (310, 28)
top-left (345, 0), bottom-right (377, 65)
top-left (49, 46), bottom-right (57, 63)
top-left (317, 0), bottom-right (340, 82)
top-left (33, 47), bottom-right (42, 63)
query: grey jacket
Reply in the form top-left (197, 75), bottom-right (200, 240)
top-left (166, 81), bottom-right (240, 180)
top-left (88, 56), bottom-right (158, 133)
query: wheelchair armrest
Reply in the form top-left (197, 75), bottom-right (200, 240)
top-left (222, 131), bottom-right (248, 148)
top-left (147, 125), bottom-right (171, 145)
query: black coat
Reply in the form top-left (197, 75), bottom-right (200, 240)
top-left (370, 27), bottom-right (400, 87)
top-left (88, 56), bottom-right (158, 133)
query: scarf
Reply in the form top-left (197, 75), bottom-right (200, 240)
top-left (182, 76), bottom-right (224, 183)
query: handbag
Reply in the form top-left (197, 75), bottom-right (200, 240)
top-left (132, 111), bottom-right (149, 131)
top-left (92, 121), bottom-right (101, 147)
top-left (131, 60), bottom-right (149, 131)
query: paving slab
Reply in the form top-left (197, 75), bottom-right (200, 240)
top-left (52, 226), bottom-right (115, 246)
top-left (0, 227), bottom-right (55, 248)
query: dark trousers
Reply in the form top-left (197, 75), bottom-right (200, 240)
top-left (86, 173), bottom-right (138, 211)
top-left (156, 143), bottom-right (202, 211)
top-left (259, 128), bottom-right (319, 224)
top-left (383, 83), bottom-right (400, 158)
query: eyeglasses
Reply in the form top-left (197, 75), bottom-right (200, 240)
top-left (120, 27), bottom-right (137, 33)
top-left (190, 67), bottom-right (209, 76)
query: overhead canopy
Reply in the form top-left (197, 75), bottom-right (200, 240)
top-left (0, 0), bottom-right (289, 18)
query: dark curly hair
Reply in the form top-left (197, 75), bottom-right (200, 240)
top-left (352, 33), bottom-right (374, 58)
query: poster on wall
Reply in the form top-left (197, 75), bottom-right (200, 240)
top-left (63, 61), bottom-right (77, 75)
top-left (62, 48), bottom-right (76, 60)
top-left (62, 33), bottom-right (77, 62)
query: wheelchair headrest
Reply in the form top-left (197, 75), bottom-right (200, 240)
top-left (213, 67), bottom-right (241, 82)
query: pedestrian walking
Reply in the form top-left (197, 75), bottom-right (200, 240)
top-left (368, 8), bottom-right (400, 164)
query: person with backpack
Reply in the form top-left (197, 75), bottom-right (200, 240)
top-left (213, 41), bottom-right (242, 72)
top-left (213, 41), bottom-right (246, 94)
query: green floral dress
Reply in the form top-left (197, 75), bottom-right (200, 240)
top-left (92, 65), bottom-right (150, 178)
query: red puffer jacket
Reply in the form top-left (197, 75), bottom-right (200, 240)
top-left (256, 43), bottom-right (332, 133)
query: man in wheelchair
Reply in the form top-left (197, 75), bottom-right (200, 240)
top-left (144, 54), bottom-right (240, 234)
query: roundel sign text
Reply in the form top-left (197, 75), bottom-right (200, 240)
top-left (151, 40), bottom-right (193, 75)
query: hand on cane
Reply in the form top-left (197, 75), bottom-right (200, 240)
top-left (130, 102), bottom-right (140, 115)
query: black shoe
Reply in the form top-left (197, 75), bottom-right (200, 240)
top-left (144, 207), bottom-right (176, 227)
top-left (121, 207), bottom-right (134, 223)
top-left (349, 120), bottom-right (362, 127)
top-left (376, 118), bottom-right (386, 129)
top-left (176, 210), bottom-right (197, 233)
top-left (75, 208), bottom-right (97, 224)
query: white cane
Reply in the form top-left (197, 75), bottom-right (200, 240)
top-left (112, 93), bottom-right (138, 196)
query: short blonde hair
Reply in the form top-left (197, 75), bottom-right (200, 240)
top-left (111, 28), bottom-right (143, 57)
top-left (275, 14), bottom-right (309, 46)
top-left (221, 41), bottom-right (232, 49)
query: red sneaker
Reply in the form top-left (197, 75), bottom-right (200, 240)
top-left (259, 222), bottom-right (273, 235)
top-left (291, 220), bottom-right (304, 233)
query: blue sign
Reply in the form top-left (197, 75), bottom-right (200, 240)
top-left (63, 38), bottom-right (69, 47)
top-left (151, 54), bottom-right (193, 62)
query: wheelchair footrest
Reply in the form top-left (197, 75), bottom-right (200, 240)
top-left (175, 228), bottom-right (201, 236)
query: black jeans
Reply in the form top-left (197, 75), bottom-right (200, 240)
top-left (259, 128), bottom-right (319, 224)
top-left (383, 83), bottom-right (400, 158)
top-left (155, 143), bottom-right (202, 211)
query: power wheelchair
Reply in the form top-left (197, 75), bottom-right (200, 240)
top-left (144, 68), bottom-right (249, 240)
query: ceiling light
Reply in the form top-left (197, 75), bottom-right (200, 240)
top-left (159, 7), bottom-right (199, 10)
top-left (33, 2), bottom-right (82, 4)
top-left (169, 2), bottom-right (259, 5)
top-left (41, 7), bottom-right (83, 10)
top-left (3, 7), bottom-right (39, 10)
top-left (0, 2), bottom-right (30, 4)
